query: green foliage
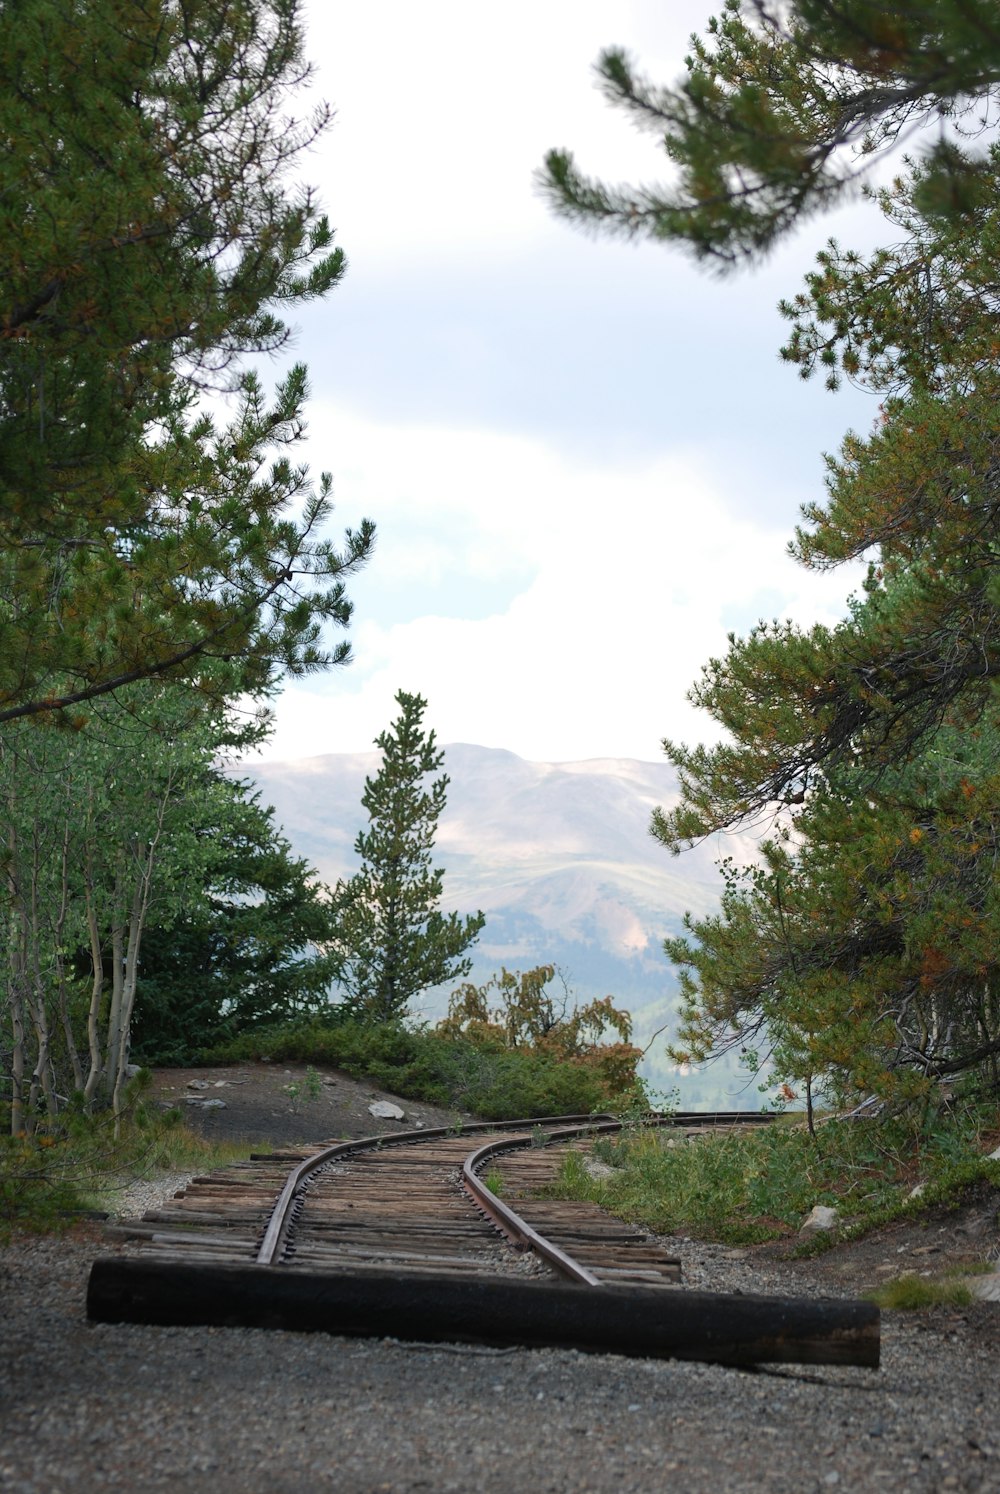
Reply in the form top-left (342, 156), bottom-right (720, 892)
top-left (0, 682), bottom-right (340, 1127)
top-left (652, 158), bottom-right (1000, 1102)
top-left (0, 0), bottom-right (375, 1152)
top-left (204, 1016), bottom-right (615, 1119)
top-left (540, 0), bottom-right (1000, 1116)
top-left (331, 692), bottom-right (485, 1022)
top-left (0, 1133), bottom-right (95, 1238)
top-left (283, 1066), bottom-right (323, 1112)
top-left (439, 965), bottom-right (643, 1103)
top-left (665, 723), bottom-right (1000, 1105)
top-left (540, 0), bottom-right (1000, 265)
top-left (0, 1094), bottom-right (265, 1239)
top-left (132, 773), bottom-right (340, 1063)
top-left (0, 0), bottom-right (373, 723)
top-left (555, 1106), bottom-right (1000, 1244)
top-left (1, 688), bottom-right (234, 1130)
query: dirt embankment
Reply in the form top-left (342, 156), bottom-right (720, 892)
top-left (145, 1059), bottom-right (472, 1149)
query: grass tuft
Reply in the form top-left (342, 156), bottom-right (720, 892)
top-left (0, 1088), bottom-right (266, 1240)
top-left (867, 1273), bottom-right (975, 1310)
top-left (543, 1101), bottom-right (1000, 1246)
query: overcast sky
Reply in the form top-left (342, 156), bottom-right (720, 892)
top-left (252, 1), bottom-right (883, 766)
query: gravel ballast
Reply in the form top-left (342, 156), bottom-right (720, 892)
top-left (2, 1219), bottom-right (997, 1494)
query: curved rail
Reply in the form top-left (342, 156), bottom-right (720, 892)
top-left (258, 1109), bottom-right (775, 1278)
top-left (90, 1108), bottom-right (883, 1369)
top-left (462, 1127), bottom-right (615, 1284)
top-left (254, 1113), bottom-right (617, 1266)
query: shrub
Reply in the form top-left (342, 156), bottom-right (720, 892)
top-left (203, 1016), bottom-right (618, 1118)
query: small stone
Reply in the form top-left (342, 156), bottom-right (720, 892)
top-left (186, 1079), bottom-right (210, 1090)
top-left (582, 1158), bottom-right (616, 1181)
top-left (799, 1204), bottom-right (839, 1237)
top-left (185, 1097), bottom-right (227, 1109)
top-left (368, 1101), bottom-right (405, 1121)
top-left (908, 1183), bottom-right (926, 1201)
top-left (987, 1146), bottom-right (1000, 1162)
top-left (213, 1080), bottom-right (228, 1088)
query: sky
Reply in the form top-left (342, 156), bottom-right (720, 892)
top-left (251, 1), bottom-right (885, 767)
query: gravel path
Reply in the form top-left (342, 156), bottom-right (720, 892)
top-left (2, 1200), bottom-right (997, 1494)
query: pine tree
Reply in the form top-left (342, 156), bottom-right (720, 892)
top-left (538, 2), bottom-right (1000, 1101)
top-left (539, 0), bottom-right (1000, 265)
top-left (0, 0), bottom-right (374, 723)
top-left (666, 725), bottom-right (1000, 1108)
top-left (653, 157), bottom-right (1000, 1101)
top-left (133, 773), bottom-right (341, 1063)
top-left (332, 692), bottom-right (485, 1023)
top-left (654, 154), bottom-right (1000, 845)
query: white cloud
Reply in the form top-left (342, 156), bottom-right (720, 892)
top-left (244, 4), bottom-right (876, 770)
top-left (302, 1), bottom-right (709, 265)
top-left (255, 407), bottom-right (863, 765)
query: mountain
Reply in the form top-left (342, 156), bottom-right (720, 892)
top-left (237, 745), bottom-right (762, 1105)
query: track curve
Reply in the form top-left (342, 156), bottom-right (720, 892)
top-left (89, 1110), bottom-right (881, 1368)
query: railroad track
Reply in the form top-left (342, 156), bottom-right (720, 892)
top-left (87, 1111), bottom-right (880, 1369)
top-left (100, 1111), bottom-right (768, 1282)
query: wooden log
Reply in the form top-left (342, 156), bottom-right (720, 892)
top-left (86, 1258), bottom-right (879, 1369)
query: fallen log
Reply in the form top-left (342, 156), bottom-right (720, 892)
top-left (87, 1258), bottom-right (879, 1369)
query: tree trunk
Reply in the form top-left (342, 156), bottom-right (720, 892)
top-left (54, 823), bottom-right (84, 1093)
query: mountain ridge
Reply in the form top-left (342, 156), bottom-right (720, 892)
top-left (235, 744), bottom-right (759, 1104)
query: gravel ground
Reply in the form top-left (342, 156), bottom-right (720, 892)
top-left (2, 1212), bottom-right (998, 1494)
top-left (3, 1080), bottom-right (998, 1493)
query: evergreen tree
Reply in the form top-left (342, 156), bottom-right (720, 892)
top-left (332, 692), bottom-right (485, 1022)
top-left (538, 0), bottom-right (1000, 1105)
top-left (656, 155), bottom-right (1000, 847)
top-left (539, 0), bottom-right (1000, 265)
top-left (666, 726), bottom-right (1000, 1108)
top-left (652, 157), bottom-right (1000, 1101)
top-left (0, 0), bottom-right (373, 723)
top-left (133, 774), bottom-right (340, 1063)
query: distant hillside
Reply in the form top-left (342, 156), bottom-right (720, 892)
top-left (237, 745), bottom-right (763, 1106)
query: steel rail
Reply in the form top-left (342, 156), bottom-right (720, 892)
top-left (461, 1125), bottom-right (616, 1284)
top-left (254, 1113), bottom-right (613, 1266)
top-left (90, 1109), bottom-right (884, 1368)
top-left (256, 1109), bottom-right (776, 1269)
top-left (463, 1114), bottom-right (775, 1283)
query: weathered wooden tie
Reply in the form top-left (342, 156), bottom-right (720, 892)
top-left (88, 1113), bottom-right (881, 1368)
top-left (87, 1258), bottom-right (880, 1368)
